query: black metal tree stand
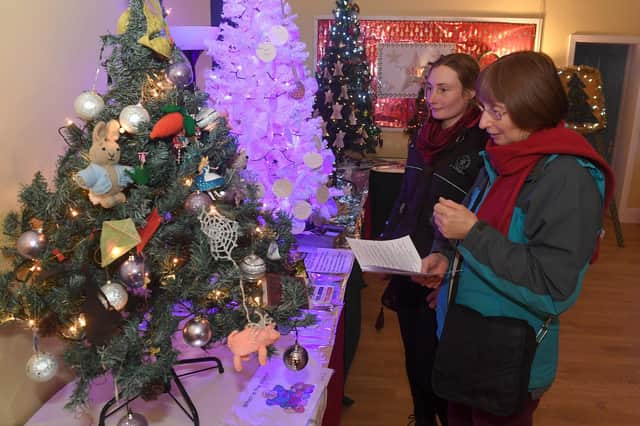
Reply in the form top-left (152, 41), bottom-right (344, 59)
top-left (98, 356), bottom-right (224, 426)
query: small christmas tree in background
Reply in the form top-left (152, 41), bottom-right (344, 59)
top-left (314, 0), bottom-right (382, 162)
top-left (404, 86), bottom-right (428, 139)
top-left (204, 0), bottom-right (335, 231)
top-left (567, 72), bottom-right (598, 125)
top-left (0, 0), bottom-right (311, 415)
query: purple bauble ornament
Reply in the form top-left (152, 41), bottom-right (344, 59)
top-left (119, 254), bottom-right (147, 288)
top-left (166, 60), bottom-right (194, 88)
top-left (184, 191), bottom-right (213, 214)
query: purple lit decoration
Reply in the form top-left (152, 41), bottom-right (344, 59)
top-left (204, 0), bottom-right (335, 228)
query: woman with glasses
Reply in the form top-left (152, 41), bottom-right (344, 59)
top-left (421, 51), bottom-right (615, 425)
top-left (380, 53), bottom-right (488, 426)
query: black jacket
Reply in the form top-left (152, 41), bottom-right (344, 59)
top-left (381, 124), bottom-right (488, 257)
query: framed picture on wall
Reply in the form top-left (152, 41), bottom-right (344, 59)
top-left (314, 16), bottom-right (542, 128)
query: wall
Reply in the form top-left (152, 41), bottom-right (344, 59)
top-left (0, 1), bottom-right (209, 424)
top-left (290, 0), bottom-right (640, 212)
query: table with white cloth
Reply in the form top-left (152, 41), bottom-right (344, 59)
top-left (26, 258), bottom-right (353, 426)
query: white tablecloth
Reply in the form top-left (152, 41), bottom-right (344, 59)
top-left (27, 260), bottom-right (351, 426)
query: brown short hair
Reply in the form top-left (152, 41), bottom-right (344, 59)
top-left (476, 51), bottom-right (568, 131)
top-left (428, 53), bottom-right (480, 92)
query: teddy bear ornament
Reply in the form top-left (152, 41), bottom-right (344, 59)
top-left (75, 120), bottom-right (134, 208)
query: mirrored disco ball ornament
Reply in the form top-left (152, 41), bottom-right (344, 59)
top-left (184, 191), bottom-right (214, 213)
top-left (283, 341), bottom-right (309, 371)
top-left (119, 104), bottom-right (150, 134)
top-left (26, 352), bottom-right (58, 382)
top-left (73, 91), bottom-right (104, 121)
top-left (119, 254), bottom-right (147, 288)
top-left (99, 281), bottom-right (128, 311)
top-left (166, 60), bottom-right (194, 88)
top-left (16, 230), bottom-right (47, 259)
top-left (117, 411), bottom-right (149, 426)
top-left (182, 317), bottom-right (212, 347)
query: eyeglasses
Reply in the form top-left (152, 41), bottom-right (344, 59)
top-left (476, 102), bottom-right (507, 121)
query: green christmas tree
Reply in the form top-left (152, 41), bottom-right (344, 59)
top-left (314, 0), bottom-right (382, 162)
top-left (567, 72), bottom-right (598, 124)
top-left (0, 0), bottom-right (311, 410)
top-left (404, 86), bottom-right (428, 139)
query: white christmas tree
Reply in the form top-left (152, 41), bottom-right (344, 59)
top-left (205, 0), bottom-right (335, 232)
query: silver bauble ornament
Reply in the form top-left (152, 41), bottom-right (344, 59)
top-left (195, 107), bottom-right (219, 130)
top-left (283, 341), bottom-right (309, 371)
top-left (26, 352), bottom-right (58, 382)
top-left (119, 104), bottom-right (150, 134)
top-left (182, 317), bottom-right (212, 347)
top-left (117, 411), bottom-right (149, 426)
top-left (99, 281), bottom-right (128, 311)
top-left (240, 254), bottom-right (266, 282)
top-left (166, 61), bottom-right (194, 88)
top-left (16, 230), bottom-right (47, 259)
top-left (184, 191), bottom-right (213, 213)
top-left (73, 91), bottom-right (105, 121)
top-left (119, 254), bottom-right (147, 288)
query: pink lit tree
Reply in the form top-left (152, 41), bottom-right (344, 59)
top-left (205, 0), bottom-right (335, 231)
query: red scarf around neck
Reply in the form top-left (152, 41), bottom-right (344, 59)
top-left (416, 107), bottom-right (481, 165)
top-left (477, 124), bottom-right (614, 262)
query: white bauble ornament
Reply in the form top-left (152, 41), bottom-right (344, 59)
top-left (303, 153), bottom-right (323, 169)
top-left (74, 91), bottom-right (104, 121)
top-left (316, 185), bottom-right (330, 204)
top-left (99, 281), bottom-right (128, 311)
top-left (256, 42), bottom-right (277, 62)
top-left (119, 104), bottom-right (150, 134)
top-left (268, 25), bottom-right (289, 46)
top-left (293, 201), bottom-right (312, 220)
top-left (26, 352), bottom-right (58, 382)
top-left (272, 178), bottom-right (293, 198)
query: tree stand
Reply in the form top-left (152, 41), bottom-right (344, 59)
top-left (98, 356), bottom-right (224, 426)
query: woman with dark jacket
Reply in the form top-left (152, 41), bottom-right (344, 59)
top-left (423, 51), bottom-right (614, 425)
top-left (380, 53), bottom-right (488, 426)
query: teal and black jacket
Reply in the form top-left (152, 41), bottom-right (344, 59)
top-left (434, 152), bottom-right (606, 394)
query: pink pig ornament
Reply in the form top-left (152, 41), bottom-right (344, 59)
top-left (227, 323), bottom-right (281, 372)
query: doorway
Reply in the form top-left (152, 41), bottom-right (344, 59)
top-left (568, 34), bottom-right (640, 223)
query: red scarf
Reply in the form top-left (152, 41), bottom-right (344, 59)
top-left (416, 107), bottom-right (481, 165)
top-left (478, 124), bottom-right (614, 262)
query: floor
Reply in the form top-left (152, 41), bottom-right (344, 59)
top-left (341, 219), bottom-right (640, 425)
